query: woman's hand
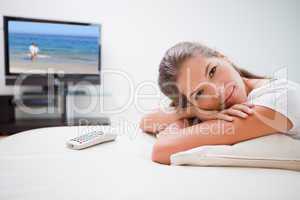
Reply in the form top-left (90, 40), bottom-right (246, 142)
top-left (177, 102), bottom-right (254, 122)
top-left (219, 103), bottom-right (254, 121)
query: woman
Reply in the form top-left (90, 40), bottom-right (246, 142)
top-left (140, 42), bottom-right (300, 165)
top-left (29, 42), bottom-right (39, 61)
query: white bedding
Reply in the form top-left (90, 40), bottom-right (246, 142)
top-left (0, 125), bottom-right (300, 200)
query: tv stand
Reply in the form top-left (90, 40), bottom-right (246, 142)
top-left (22, 85), bottom-right (58, 95)
top-left (0, 81), bottom-right (111, 135)
top-left (18, 80), bottom-right (71, 122)
top-left (0, 117), bottom-right (110, 136)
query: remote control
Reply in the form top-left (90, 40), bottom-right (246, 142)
top-left (66, 130), bottom-right (117, 150)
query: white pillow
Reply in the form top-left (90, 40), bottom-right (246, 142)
top-left (170, 133), bottom-right (300, 171)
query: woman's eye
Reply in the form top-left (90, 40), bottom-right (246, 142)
top-left (195, 90), bottom-right (204, 100)
top-left (209, 66), bottom-right (217, 78)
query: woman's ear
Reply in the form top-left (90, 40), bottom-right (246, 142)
top-left (242, 77), bottom-right (253, 95)
top-left (242, 77), bottom-right (250, 86)
top-left (242, 77), bottom-right (249, 81)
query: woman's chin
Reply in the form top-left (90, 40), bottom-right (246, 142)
top-left (226, 96), bottom-right (247, 108)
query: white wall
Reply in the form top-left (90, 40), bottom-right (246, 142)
top-left (0, 0), bottom-right (299, 118)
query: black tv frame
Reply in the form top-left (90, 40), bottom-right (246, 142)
top-left (3, 16), bottom-right (101, 86)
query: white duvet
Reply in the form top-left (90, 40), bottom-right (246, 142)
top-left (0, 126), bottom-right (300, 200)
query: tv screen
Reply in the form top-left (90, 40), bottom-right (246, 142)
top-left (4, 16), bottom-right (101, 76)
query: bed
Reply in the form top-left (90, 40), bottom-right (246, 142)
top-left (0, 124), bottom-right (300, 200)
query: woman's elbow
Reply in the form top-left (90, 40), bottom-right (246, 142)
top-left (139, 116), bottom-right (165, 134)
top-left (139, 116), bottom-right (156, 133)
top-left (151, 141), bottom-right (172, 165)
top-left (139, 117), bottom-right (148, 131)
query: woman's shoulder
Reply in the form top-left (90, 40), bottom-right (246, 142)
top-left (247, 78), bottom-right (300, 136)
top-left (248, 78), bottom-right (300, 99)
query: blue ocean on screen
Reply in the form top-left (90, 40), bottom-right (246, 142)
top-left (9, 32), bottom-right (99, 65)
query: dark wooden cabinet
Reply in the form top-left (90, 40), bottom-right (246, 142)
top-left (0, 117), bottom-right (110, 136)
top-left (0, 95), bottom-right (15, 123)
top-left (0, 95), bottom-right (110, 135)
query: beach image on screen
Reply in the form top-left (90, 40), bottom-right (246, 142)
top-left (8, 20), bottom-right (100, 74)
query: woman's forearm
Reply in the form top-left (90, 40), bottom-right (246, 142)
top-left (152, 119), bottom-right (236, 164)
top-left (152, 106), bottom-right (293, 164)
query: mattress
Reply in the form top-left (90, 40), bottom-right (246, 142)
top-left (0, 125), bottom-right (300, 200)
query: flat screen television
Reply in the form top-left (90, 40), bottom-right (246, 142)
top-left (3, 16), bottom-right (101, 85)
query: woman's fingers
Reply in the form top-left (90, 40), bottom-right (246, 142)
top-left (193, 108), bottom-right (219, 121)
top-left (216, 103), bottom-right (255, 121)
top-left (180, 102), bottom-right (255, 122)
top-left (231, 104), bottom-right (253, 115)
top-left (242, 102), bottom-right (255, 108)
top-left (216, 113), bottom-right (234, 121)
top-left (223, 109), bottom-right (248, 118)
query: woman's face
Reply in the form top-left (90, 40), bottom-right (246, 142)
top-left (176, 54), bottom-right (249, 110)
